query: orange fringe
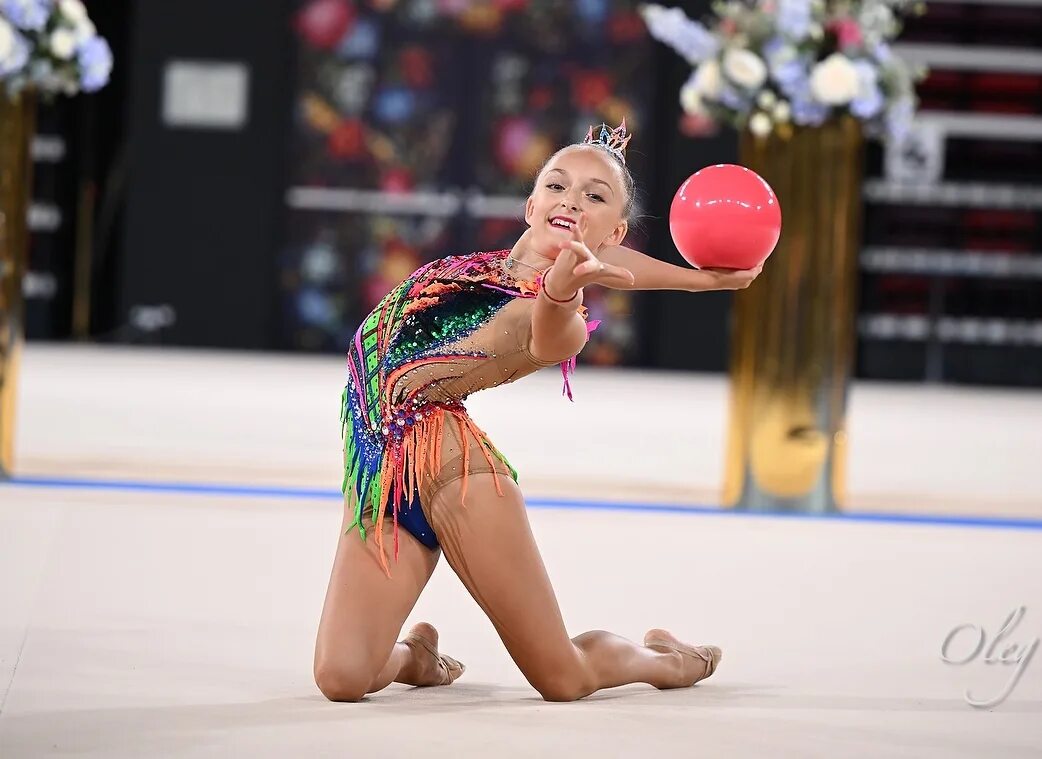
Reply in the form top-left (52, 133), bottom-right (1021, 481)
top-left (402, 296), bottom-right (440, 317)
top-left (368, 406), bottom-right (505, 577)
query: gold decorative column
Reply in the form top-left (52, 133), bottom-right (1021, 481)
top-left (0, 92), bottom-right (37, 480)
top-left (724, 116), bottom-right (864, 513)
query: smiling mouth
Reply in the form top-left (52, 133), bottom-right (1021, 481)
top-left (548, 216), bottom-right (575, 230)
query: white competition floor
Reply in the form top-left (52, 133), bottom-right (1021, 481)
top-left (2, 345), bottom-right (1041, 758)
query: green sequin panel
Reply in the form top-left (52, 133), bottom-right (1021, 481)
top-left (385, 289), bottom-right (510, 370)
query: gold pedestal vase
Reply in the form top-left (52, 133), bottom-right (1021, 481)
top-left (723, 116), bottom-right (865, 513)
top-left (0, 92), bottom-right (37, 479)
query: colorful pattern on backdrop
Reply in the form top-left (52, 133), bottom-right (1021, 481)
top-left (281, 0), bottom-right (654, 365)
top-left (281, 213), bottom-right (456, 351)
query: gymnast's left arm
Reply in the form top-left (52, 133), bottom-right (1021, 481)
top-left (597, 244), bottom-right (762, 292)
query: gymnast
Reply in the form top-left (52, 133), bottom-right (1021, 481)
top-left (315, 121), bottom-right (762, 702)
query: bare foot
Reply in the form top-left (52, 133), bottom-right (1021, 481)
top-left (401, 622), bottom-right (465, 687)
top-left (643, 628), bottom-right (722, 689)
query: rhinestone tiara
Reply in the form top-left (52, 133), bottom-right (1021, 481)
top-left (580, 119), bottom-right (632, 164)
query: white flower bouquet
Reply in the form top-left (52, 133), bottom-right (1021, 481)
top-left (0, 0), bottom-right (112, 98)
top-left (640, 0), bottom-right (925, 140)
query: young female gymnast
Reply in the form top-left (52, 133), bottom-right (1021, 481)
top-left (314, 122), bottom-right (762, 702)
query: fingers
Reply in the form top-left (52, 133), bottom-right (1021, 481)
top-left (702, 263), bottom-right (763, 274)
top-left (596, 264), bottom-right (635, 287)
top-left (572, 260), bottom-right (634, 287)
top-left (700, 261), bottom-right (765, 290)
top-left (551, 213), bottom-right (636, 290)
top-left (559, 239), bottom-right (595, 262)
top-left (605, 270), bottom-right (636, 288)
top-left (602, 263), bottom-right (634, 285)
top-left (571, 212), bottom-right (588, 244)
top-left (573, 257), bottom-right (607, 276)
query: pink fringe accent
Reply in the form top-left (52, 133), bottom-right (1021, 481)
top-left (560, 319), bottom-right (601, 401)
top-left (482, 283), bottom-right (522, 297)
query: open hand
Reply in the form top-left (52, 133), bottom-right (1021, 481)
top-left (700, 262), bottom-right (764, 291)
top-left (543, 213), bottom-right (635, 299)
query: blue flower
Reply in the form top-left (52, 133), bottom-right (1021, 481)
top-left (786, 77), bottom-right (829, 126)
top-left (851, 89), bottom-right (884, 119)
top-left (792, 98), bottom-right (829, 126)
top-left (850, 60), bottom-right (883, 119)
top-left (762, 35), bottom-right (787, 63)
top-left (298, 290), bottom-right (336, 326)
top-left (336, 17), bottom-right (379, 60)
top-left (77, 35), bottom-right (112, 92)
top-left (792, 98), bottom-right (828, 125)
top-left (764, 36), bottom-right (811, 96)
top-left (576, 0), bottom-right (608, 25)
top-left (772, 57), bottom-right (809, 98)
top-left (850, 89), bottom-right (883, 119)
top-left (641, 4), bottom-right (719, 64)
top-left (373, 86), bottom-right (414, 125)
top-left (870, 41), bottom-right (892, 64)
top-left (717, 83), bottom-right (750, 112)
top-left (777, 0), bottom-right (812, 40)
top-left (1, 0), bottom-right (51, 31)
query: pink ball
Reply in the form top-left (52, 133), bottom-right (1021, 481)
top-left (669, 164), bottom-right (782, 270)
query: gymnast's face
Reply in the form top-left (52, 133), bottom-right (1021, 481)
top-left (524, 146), bottom-right (629, 256)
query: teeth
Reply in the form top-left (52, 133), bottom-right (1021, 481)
top-left (550, 219), bottom-right (571, 228)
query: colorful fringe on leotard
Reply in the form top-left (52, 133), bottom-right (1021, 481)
top-left (340, 251), bottom-right (520, 572)
top-left (340, 250), bottom-right (597, 574)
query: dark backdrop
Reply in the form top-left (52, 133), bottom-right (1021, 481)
top-left (116, 0), bottom-right (293, 348)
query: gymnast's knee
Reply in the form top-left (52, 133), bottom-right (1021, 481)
top-left (314, 659), bottom-right (373, 703)
top-left (533, 668), bottom-right (596, 703)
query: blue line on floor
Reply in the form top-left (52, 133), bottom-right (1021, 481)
top-left (5, 475), bottom-right (1042, 532)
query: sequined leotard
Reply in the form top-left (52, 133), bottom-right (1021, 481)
top-left (340, 249), bottom-right (594, 573)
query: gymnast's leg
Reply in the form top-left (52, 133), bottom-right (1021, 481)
top-left (425, 473), bottom-right (721, 702)
top-left (313, 502), bottom-right (462, 702)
